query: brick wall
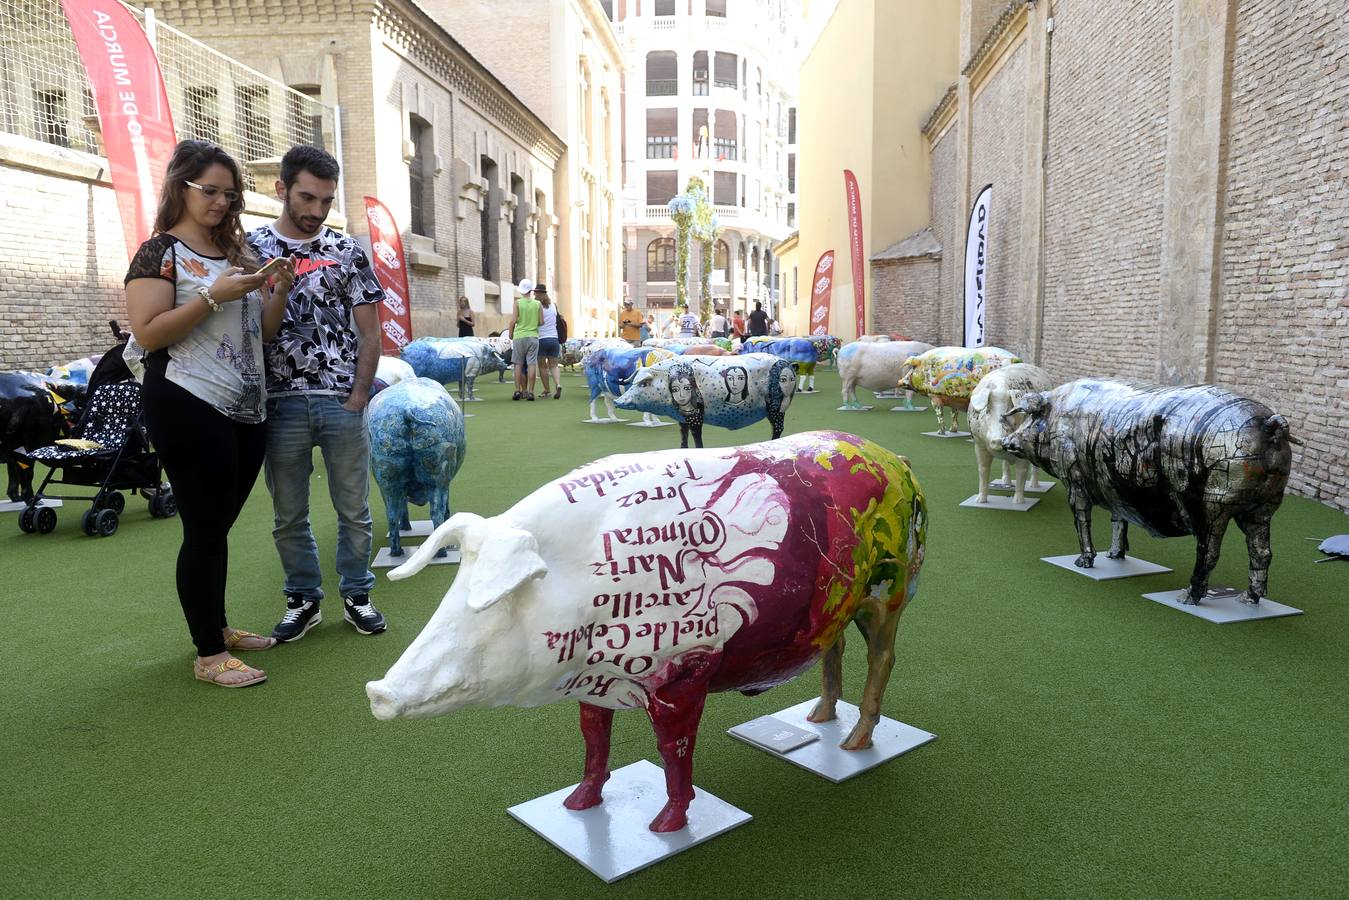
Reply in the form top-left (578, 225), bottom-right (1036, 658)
top-left (872, 259), bottom-right (941, 342)
top-left (928, 127), bottom-right (959, 346)
top-left (1040, 0), bottom-right (1173, 383)
top-left (969, 38), bottom-right (1028, 357)
top-left (1217, 0), bottom-right (1349, 511)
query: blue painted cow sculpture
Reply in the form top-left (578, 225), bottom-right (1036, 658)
top-left (365, 377), bottom-right (467, 557)
top-left (739, 336), bottom-right (821, 391)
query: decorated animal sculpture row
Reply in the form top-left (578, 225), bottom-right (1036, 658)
top-left (367, 431), bottom-right (928, 833)
top-left (899, 346), bottom-right (1022, 433)
top-left (400, 338), bottom-right (506, 401)
top-left (838, 340), bottom-right (934, 409)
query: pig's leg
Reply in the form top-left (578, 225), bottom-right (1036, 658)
top-left (430, 485), bottom-right (450, 559)
top-left (679, 422), bottom-right (690, 449)
top-left (932, 400), bottom-right (945, 433)
top-left (465, 375), bottom-right (476, 400)
top-left (1069, 489), bottom-right (1096, 568)
top-left (1000, 459), bottom-right (1011, 486)
top-left (1234, 513), bottom-right (1273, 604)
top-left (1013, 460), bottom-right (1029, 505)
top-left (646, 676), bottom-right (711, 833)
top-left (1030, 465), bottom-right (1043, 488)
top-left (690, 421), bottom-right (704, 449)
top-left (843, 600), bottom-right (905, 751)
top-left (563, 703), bottom-right (614, 811)
top-left (807, 631), bottom-right (845, 723)
top-left (1184, 514), bottom-right (1231, 605)
top-left (974, 441), bottom-right (992, 503)
top-left (603, 395), bottom-right (620, 422)
top-left (1106, 516), bottom-right (1130, 560)
top-left (951, 408), bottom-right (961, 433)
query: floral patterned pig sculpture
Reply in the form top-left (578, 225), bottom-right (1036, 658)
top-left (583, 346), bottom-right (676, 422)
top-left (1001, 380), bottom-right (1294, 604)
top-left (967, 364), bottom-right (1055, 503)
top-left (366, 431), bottom-right (927, 832)
top-left (365, 377), bottom-right (466, 557)
top-left (838, 340), bottom-right (935, 409)
top-left (614, 353), bottom-right (796, 449)
top-left (899, 346), bottom-right (1021, 433)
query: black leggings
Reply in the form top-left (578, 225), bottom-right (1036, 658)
top-left (142, 372), bottom-right (266, 657)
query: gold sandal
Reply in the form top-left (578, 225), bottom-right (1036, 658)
top-left (194, 657), bottom-right (267, 688)
top-left (223, 629), bottom-right (276, 651)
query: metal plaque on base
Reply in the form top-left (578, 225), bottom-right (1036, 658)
top-left (0, 498), bottom-right (61, 513)
top-left (1042, 554), bottom-right (1172, 580)
top-left (988, 479), bottom-right (1056, 494)
top-left (374, 545), bottom-right (460, 568)
top-left (920, 430), bottom-right (971, 439)
top-left (507, 759), bottom-right (751, 883)
top-left (959, 494), bottom-right (1039, 512)
top-left (728, 714), bottom-right (821, 754)
top-left (1141, 585), bottom-right (1302, 623)
top-left (728, 699), bottom-right (935, 784)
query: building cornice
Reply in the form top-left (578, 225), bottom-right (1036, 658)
top-left (379, 0), bottom-right (566, 162)
top-left (577, 0), bottom-right (626, 72)
top-left (921, 83), bottom-right (958, 140)
top-left (962, 2), bottom-right (1027, 84)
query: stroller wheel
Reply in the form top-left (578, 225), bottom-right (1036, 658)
top-left (103, 492), bottom-right (125, 514)
top-left (82, 508), bottom-right (99, 536)
top-left (18, 507), bottom-right (37, 534)
top-left (159, 490), bottom-right (177, 518)
top-left (35, 506), bottom-right (57, 534)
top-left (95, 508), bottom-right (119, 537)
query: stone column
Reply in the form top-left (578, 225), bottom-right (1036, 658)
top-left (1156, 0), bottom-right (1237, 384)
top-left (1016, 1), bottom-right (1051, 363)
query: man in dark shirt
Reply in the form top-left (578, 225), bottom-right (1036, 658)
top-left (748, 301), bottom-right (770, 337)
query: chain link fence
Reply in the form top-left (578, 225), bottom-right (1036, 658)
top-left (0, 0), bottom-right (339, 202)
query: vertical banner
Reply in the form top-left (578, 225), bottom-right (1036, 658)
top-left (61, 0), bottom-right (177, 260)
top-left (363, 197), bottom-right (414, 355)
top-left (843, 169), bottom-right (866, 338)
top-left (808, 249), bottom-right (835, 336)
top-left (964, 183), bottom-right (992, 348)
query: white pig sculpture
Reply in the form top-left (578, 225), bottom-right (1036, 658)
top-left (967, 363), bottom-right (1054, 504)
top-left (366, 431), bottom-right (927, 833)
top-left (837, 340), bottom-right (934, 409)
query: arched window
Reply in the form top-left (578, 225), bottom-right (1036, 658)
top-left (647, 238), bottom-right (676, 281)
top-left (714, 239), bottom-right (730, 281)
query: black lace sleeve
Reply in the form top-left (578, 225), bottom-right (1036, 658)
top-left (124, 234), bottom-right (178, 285)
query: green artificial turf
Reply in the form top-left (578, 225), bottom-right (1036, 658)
top-left (3, 367), bottom-right (1346, 898)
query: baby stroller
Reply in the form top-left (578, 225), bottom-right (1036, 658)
top-left (17, 379), bottom-right (175, 537)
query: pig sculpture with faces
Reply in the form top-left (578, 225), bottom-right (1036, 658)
top-left (899, 346), bottom-right (1022, 434)
top-left (967, 363), bottom-right (1055, 504)
top-left (614, 353), bottom-right (796, 449)
top-left (367, 431), bottom-right (928, 833)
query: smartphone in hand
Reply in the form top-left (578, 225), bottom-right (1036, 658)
top-left (256, 257), bottom-right (289, 279)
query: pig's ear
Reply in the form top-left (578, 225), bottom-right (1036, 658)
top-left (970, 384), bottom-right (990, 413)
top-left (467, 526), bottom-right (548, 612)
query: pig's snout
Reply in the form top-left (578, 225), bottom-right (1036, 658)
top-left (366, 680), bottom-right (402, 720)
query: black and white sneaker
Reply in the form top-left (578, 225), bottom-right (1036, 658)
top-left (272, 594), bottom-right (321, 642)
top-left (343, 595), bottom-right (387, 635)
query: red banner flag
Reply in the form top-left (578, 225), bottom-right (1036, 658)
top-left (61, 0), bottom-right (177, 260)
top-left (363, 197), bottom-right (414, 354)
top-left (808, 249), bottom-right (835, 336)
top-left (843, 169), bottom-right (866, 338)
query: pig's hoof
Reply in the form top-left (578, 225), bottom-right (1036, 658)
top-left (1180, 590), bottom-right (1204, 606)
top-left (839, 725), bottom-right (874, 752)
top-left (1106, 549), bottom-right (1127, 561)
top-left (806, 700), bottom-right (837, 723)
top-left (434, 548), bottom-right (447, 559)
top-left (976, 495), bottom-right (988, 504)
top-left (390, 548), bottom-right (404, 558)
top-left (648, 801), bottom-right (689, 833)
top-left (1074, 554), bottom-right (1095, 569)
top-left (563, 779), bottom-right (607, 811)
top-left (1239, 592), bottom-right (1261, 605)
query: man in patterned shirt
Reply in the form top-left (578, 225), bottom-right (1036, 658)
top-left (247, 145), bottom-right (387, 641)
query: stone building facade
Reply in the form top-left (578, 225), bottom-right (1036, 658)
top-left (875, 0), bottom-right (1347, 511)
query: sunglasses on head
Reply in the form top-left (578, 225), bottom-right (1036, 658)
top-left (184, 180), bottom-right (243, 211)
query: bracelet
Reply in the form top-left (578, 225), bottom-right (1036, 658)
top-left (198, 286), bottom-right (221, 312)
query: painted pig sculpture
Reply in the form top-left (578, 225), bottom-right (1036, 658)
top-left (371, 355), bottom-right (416, 395)
top-left (1001, 380), bottom-right (1294, 604)
top-left (584, 346), bottom-right (676, 422)
top-left (401, 338), bottom-right (506, 401)
top-left (899, 346), bottom-right (1022, 433)
top-left (615, 353), bottom-right (796, 449)
top-left (366, 377), bottom-right (467, 557)
top-left (1, 372), bottom-right (83, 502)
top-left (966, 363), bottom-right (1054, 503)
top-left (739, 337), bottom-right (819, 391)
top-left (838, 340), bottom-right (935, 409)
top-left (366, 431), bottom-right (927, 832)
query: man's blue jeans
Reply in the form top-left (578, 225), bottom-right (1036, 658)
top-left (265, 394), bottom-right (375, 601)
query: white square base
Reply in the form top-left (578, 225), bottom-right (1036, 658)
top-left (921, 430), bottom-right (970, 439)
top-left (1042, 554), bottom-right (1173, 580)
top-left (889, 405), bottom-right (928, 413)
top-left (873, 390), bottom-right (901, 399)
top-left (798, 388), bottom-right (820, 394)
top-left (959, 494), bottom-right (1039, 511)
top-left (1141, 585), bottom-right (1302, 623)
top-left (399, 520), bottom-right (433, 538)
top-left (507, 759), bottom-right (751, 883)
top-left (988, 479), bottom-right (1056, 494)
top-left (0, 498), bottom-right (61, 513)
top-left (582, 417), bottom-right (627, 424)
top-left (626, 419), bottom-right (674, 428)
top-left (373, 545), bottom-right (460, 568)
top-left (837, 405), bottom-right (873, 412)
top-left (727, 699), bottom-right (935, 784)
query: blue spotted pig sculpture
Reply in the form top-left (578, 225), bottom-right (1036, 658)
top-left (740, 337), bottom-right (820, 392)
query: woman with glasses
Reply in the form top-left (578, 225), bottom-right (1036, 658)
top-left (124, 140), bottom-right (295, 688)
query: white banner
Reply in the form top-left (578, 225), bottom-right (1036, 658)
top-left (963, 183), bottom-right (992, 348)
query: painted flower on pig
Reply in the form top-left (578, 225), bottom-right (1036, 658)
top-left (367, 431), bottom-right (927, 832)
